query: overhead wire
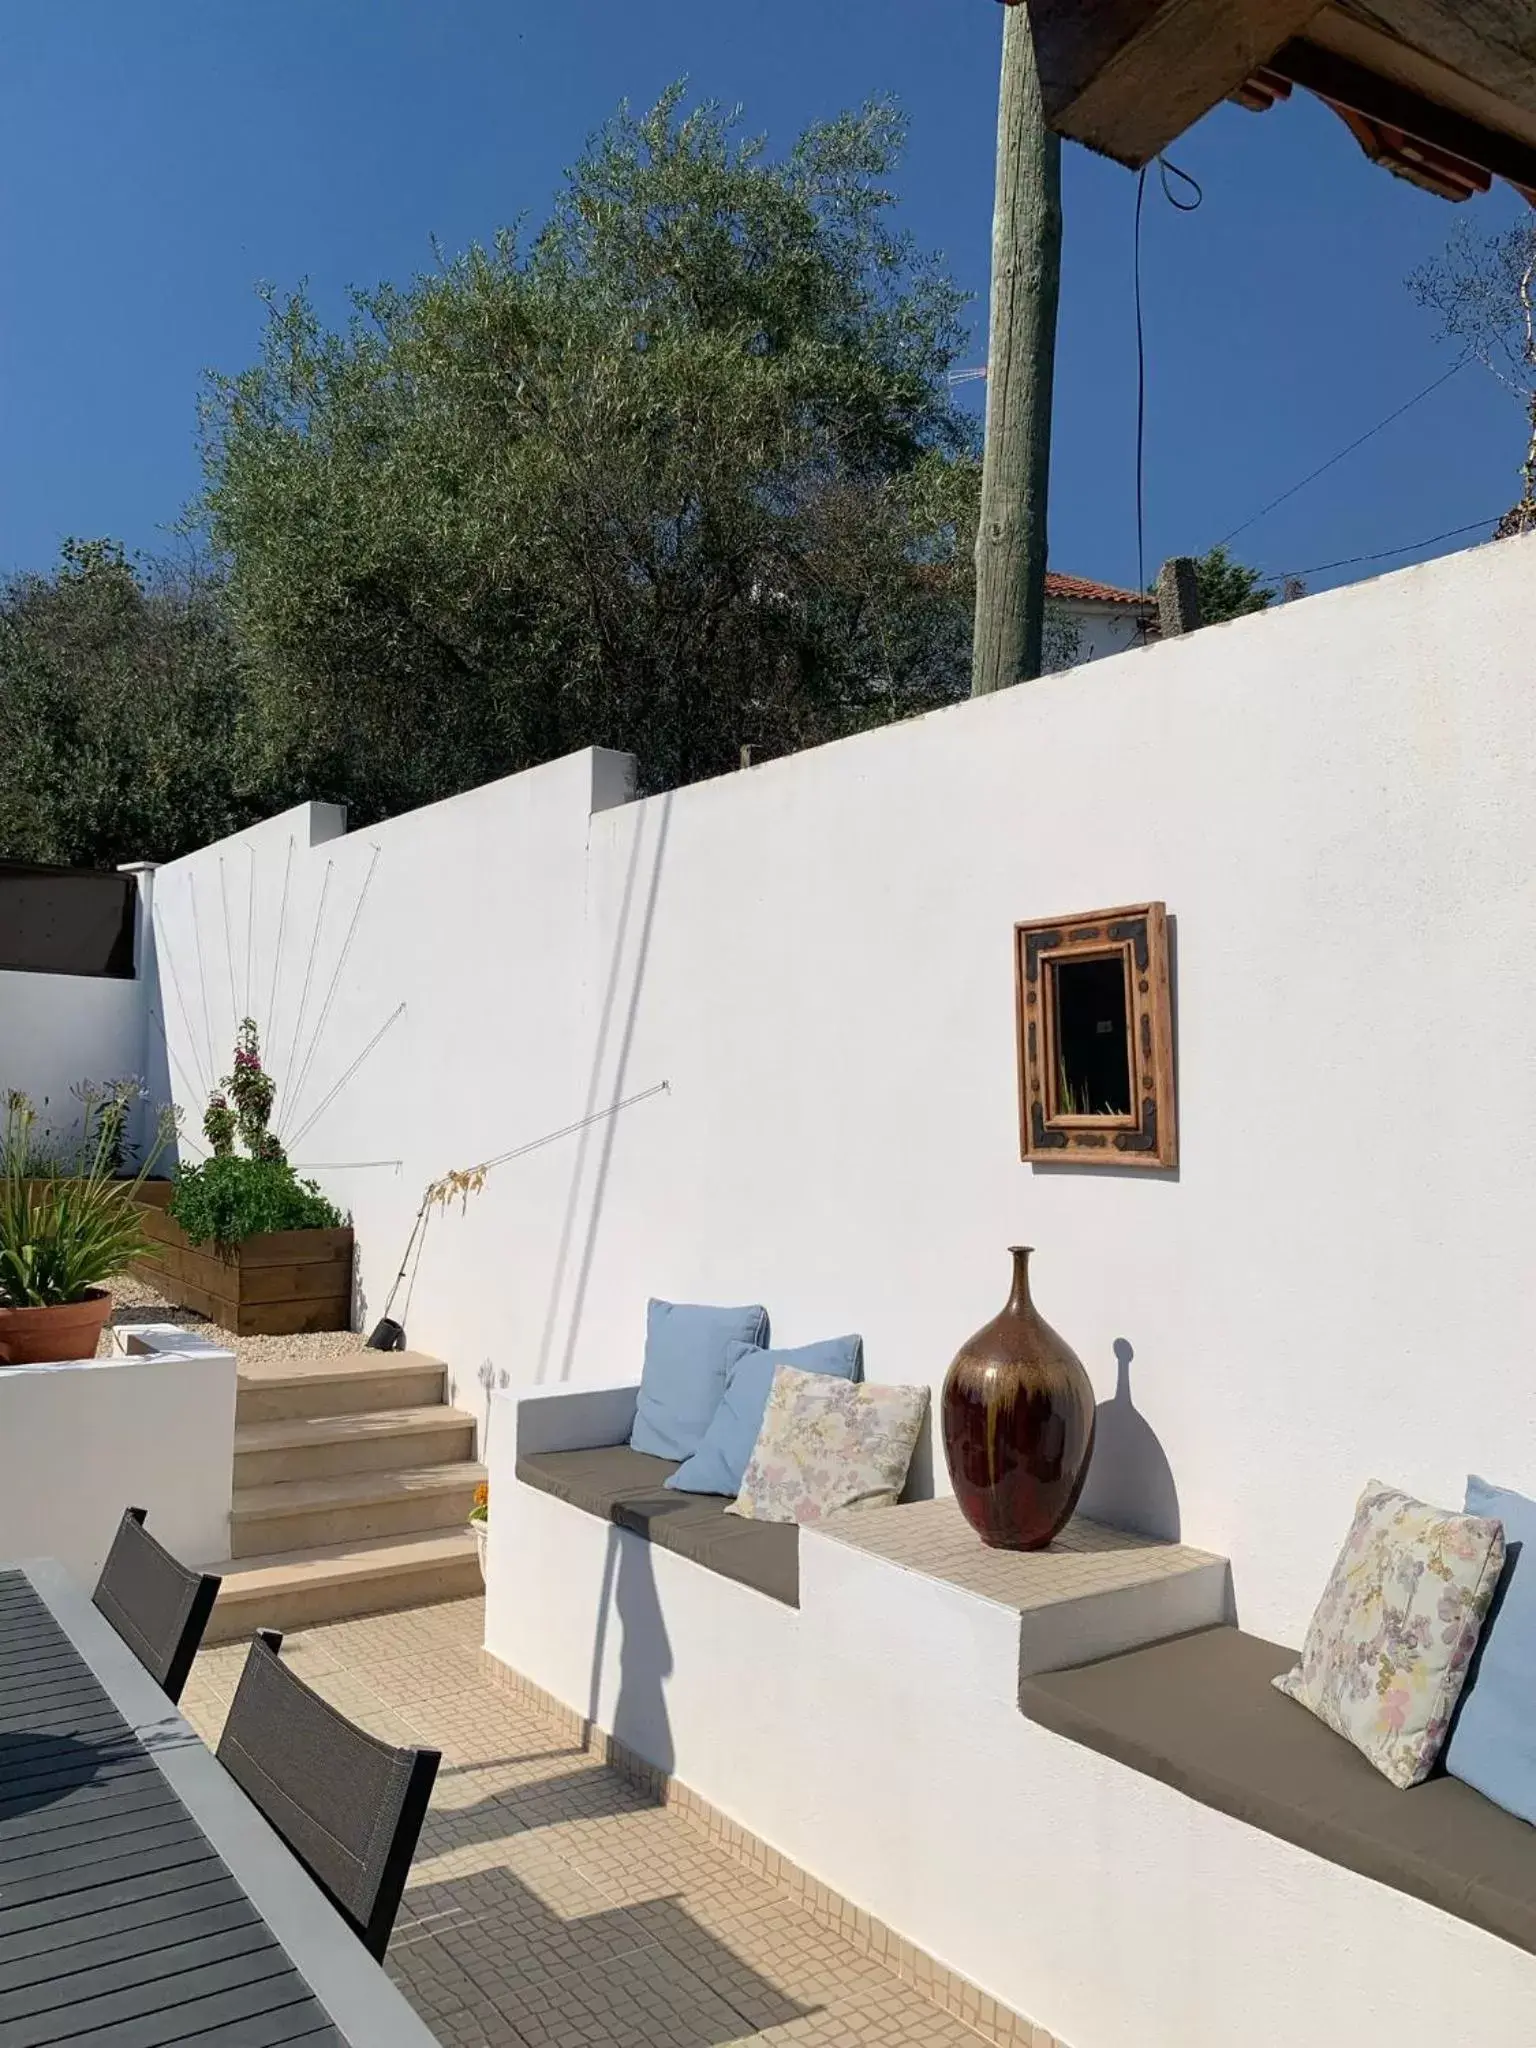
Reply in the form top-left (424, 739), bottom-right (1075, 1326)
top-left (1265, 514), bottom-right (1499, 584)
top-left (1214, 353), bottom-right (1473, 549)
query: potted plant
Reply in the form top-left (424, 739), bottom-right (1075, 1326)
top-left (0, 1090), bottom-right (177, 1365)
top-left (469, 1482), bottom-right (488, 1582)
top-left (133, 1019), bottom-right (352, 1337)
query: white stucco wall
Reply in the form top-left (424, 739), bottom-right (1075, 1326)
top-left (0, 968), bottom-right (146, 1140)
top-left (0, 1330), bottom-right (236, 1581)
top-left (554, 532), bottom-right (1536, 1648)
top-left (144, 534), bottom-right (1536, 1649)
top-left (148, 749), bottom-right (637, 1423)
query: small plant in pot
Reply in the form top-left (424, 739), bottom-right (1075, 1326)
top-left (469, 1482), bottom-right (488, 1582)
top-left (0, 1091), bottom-right (178, 1365)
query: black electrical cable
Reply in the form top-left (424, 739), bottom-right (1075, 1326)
top-left (1134, 156), bottom-right (1203, 620)
top-left (1215, 355), bottom-right (1472, 549)
top-left (1266, 514), bottom-right (1499, 583)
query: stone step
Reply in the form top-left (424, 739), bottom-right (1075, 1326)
top-left (235, 1352), bottom-right (447, 1425)
top-left (233, 1407), bottom-right (476, 1489)
top-left (203, 1528), bottom-right (482, 1644)
top-left (229, 1461), bottom-right (486, 1557)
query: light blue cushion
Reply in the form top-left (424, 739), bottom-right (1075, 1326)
top-left (1444, 1475), bottom-right (1534, 1824)
top-left (629, 1300), bottom-right (769, 1461)
top-left (666, 1334), bottom-right (864, 1496)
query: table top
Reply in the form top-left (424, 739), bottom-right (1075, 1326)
top-left (0, 1561), bottom-right (438, 2048)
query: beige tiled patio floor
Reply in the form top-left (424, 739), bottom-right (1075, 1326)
top-left (182, 1597), bottom-right (995, 2048)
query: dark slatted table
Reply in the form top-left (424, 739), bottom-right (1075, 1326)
top-left (0, 1564), bottom-right (439, 2048)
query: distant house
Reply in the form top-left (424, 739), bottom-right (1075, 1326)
top-left (1044, 572), bottom-right (1154, 672)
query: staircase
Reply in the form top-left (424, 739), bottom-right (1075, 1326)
top-left (204, 1351), bottom-right (484, 1644)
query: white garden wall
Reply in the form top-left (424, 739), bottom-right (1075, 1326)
top-left (0, 968), bottom-right (146, 1136)
top-left (145, 532), bottom-right (1536, 1649)
top-left (0, 1328), bottom-right (236, 1581)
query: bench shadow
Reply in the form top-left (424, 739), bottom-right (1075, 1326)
top-left (587, 1518), bottom-right (676, 1781)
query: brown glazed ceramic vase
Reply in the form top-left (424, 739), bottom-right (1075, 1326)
top-left (0, 1290), bottom-right (113, 1366)
top-left (941, 1248), bottom-right (1096, 1550)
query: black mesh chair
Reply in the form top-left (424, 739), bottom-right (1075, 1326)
top-left (217, 1629), bottom-right (441, 1960)
top-left (92, 1506), bottom-right (222, 1706)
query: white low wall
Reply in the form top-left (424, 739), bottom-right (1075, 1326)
top-left (489, 1411), bottom-right (1536, 2048)
top-left (0, 1326), bottom-right (236, 1582)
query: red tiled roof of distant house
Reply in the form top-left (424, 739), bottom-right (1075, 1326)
top-left (1044, 573), bottom-right (1152, 608)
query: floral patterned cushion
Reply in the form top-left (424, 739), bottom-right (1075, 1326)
top-left (1273, 1480), bottom-right (1506, 1789)
top-left (728, 1366), bottom-right (929, 1526)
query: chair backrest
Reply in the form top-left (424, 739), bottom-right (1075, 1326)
top-left (217, 1629), bottom-right (441, 1960)
top-left (92, 1506), bottom-right (222, 1705)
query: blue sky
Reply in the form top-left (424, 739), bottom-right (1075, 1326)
top-left (1, 0), bottom-right (1525, 596)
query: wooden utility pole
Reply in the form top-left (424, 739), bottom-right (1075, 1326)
top-left (972, 3), bottom-right (1062, 696)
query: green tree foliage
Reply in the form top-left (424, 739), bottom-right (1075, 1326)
top-left (1191, 544), bottom-right (1275, 626)
top-left (0, 539), bottom-right (253, 866)
top-left (198, 89), bottom-right (980, 816)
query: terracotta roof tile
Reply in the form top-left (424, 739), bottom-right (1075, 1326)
top-left (1045, 572), bottom-right (1153, 609)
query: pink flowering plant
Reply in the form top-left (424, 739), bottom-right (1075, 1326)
top-left (172, 1020), bottom-right (342, 1249)
top-left (225, 1019), bottom-right (283, 1163)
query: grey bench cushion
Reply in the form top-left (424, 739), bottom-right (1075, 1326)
top-left (1020, 1625), bottom-right (1536, 1958)
top-left (518, 1447), bottom-right (799, 1608)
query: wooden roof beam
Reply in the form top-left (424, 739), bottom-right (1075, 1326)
top-left (1018, 0), bottom-right (1331, 167)
top-left (1271, 36), bottom-right (1536, 199)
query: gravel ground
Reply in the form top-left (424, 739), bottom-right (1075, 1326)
top-left (102, 1271), bottom-right (366, 1369)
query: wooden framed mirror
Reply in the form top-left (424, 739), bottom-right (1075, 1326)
top-left (1015, 903), bottom-right (1176, 1168)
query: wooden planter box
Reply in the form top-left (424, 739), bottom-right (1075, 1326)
top-left (128, 1183), bottom-right (353, 1338)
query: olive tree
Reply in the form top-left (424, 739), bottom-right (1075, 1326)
top-left (198, 89), bottom-right (981, 818)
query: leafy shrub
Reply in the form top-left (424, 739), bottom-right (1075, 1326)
top-left (169, 1156), bottom-right (343, 1250)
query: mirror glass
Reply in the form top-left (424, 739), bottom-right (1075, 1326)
top-left (1049, 954), bottom-right (1132, 1117)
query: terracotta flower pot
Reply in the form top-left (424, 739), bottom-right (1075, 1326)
top-left (0, 1290), bottom-right (113, 1366)
top-left (941, 1247), bottom-right (1096, 1550)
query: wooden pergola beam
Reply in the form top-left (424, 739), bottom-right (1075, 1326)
top-left (1022, 0), bottom-right (1329, 167)
top-left (1272, 36), bottom-right (1536, 197)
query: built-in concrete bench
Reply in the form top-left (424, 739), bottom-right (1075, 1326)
top-left (1021, 1624), bottom-right (1536, 1959)
top-left (517, 1445), bottom-right (799, 1606)
top-left (491, 1378), bottom-right (1536, 2047)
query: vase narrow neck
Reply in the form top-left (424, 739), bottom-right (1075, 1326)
top-left (1006, 1246), bottom-right (1035, 1316)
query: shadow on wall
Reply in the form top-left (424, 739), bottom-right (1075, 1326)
top-left (538, 791), bottom-right (673, 1386)
top-left (1076, 1338), bottom-right (1181, 1542)
top-left (587, 1521), bottom-right (676, 1781)
top-left (902, 1403), bottom-right (937, 1503)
